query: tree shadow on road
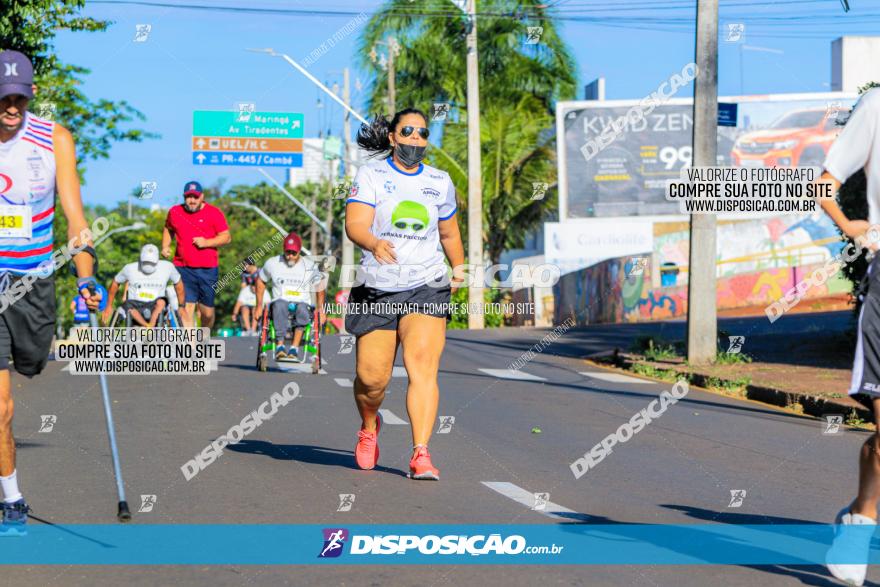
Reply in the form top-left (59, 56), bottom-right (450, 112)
top-left (226, 439), bottom-right (407, 477)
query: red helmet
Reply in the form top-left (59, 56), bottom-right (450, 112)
top-left (284, 232), bottom-right (302, 253)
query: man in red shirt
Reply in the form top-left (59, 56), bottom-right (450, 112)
top-left (162, 181), bottom-right (231, 329)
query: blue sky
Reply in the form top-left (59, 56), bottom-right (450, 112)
top-left (52, 0), bottom-right (875, 208)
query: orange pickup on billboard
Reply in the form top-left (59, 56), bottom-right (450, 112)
top-left (192, 137), bottom-right (303, 152)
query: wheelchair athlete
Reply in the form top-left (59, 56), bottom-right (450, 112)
top-left (103, 244), bottom-right (188, 328)
top-left (254, 232), bottom-right (325, 360)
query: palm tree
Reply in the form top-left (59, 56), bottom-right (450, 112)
top-left (359, 0), bottom-right (575, 116)
top-left (443, 94), bottom-right (555, 263)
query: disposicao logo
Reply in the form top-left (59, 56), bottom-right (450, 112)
top-left (318, 528), bottom-right (349, 558)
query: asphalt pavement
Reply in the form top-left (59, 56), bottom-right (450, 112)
top-left (3, 323), bottom-right (873, 586)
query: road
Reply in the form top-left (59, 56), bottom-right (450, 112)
top-left (3, 322), bottom-right (872, 586)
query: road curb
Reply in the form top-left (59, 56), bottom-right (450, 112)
top-left (585, 354), bottom-right (874, 426)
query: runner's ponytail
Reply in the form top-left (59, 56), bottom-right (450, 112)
top-left (357, 108), bottom-right (429, 158)
top-left (357, 115), bottom-right (393, 156)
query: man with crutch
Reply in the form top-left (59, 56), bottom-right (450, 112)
top-left (0, 50), bottom-right (124, 532)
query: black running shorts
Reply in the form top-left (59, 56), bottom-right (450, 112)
top-left (0, 274), bottom-right (56, 377)
top-left (344, 279), bottom-right (451, 337)
top-left (850, 254), bottom-right (880, 416)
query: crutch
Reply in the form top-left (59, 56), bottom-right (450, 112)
top-left (86, 282), bottom-right (131, 522)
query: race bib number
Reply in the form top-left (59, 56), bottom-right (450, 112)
top-left (0, 205), bottom-right (32, 239)
top-left (284, 289), bottom-right (302, 298)
top-left (137, 290), bottom-right (157, 301)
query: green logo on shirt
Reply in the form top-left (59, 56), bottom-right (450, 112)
top-left (391, 200), bottom-right (429, 232)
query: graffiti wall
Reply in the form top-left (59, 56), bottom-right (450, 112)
top-left (553, 212), bottom-right (852, 325)
top-left (655, 212), bottom-right (844, 286)
top-left (555, 255), bottom-right (850, 325)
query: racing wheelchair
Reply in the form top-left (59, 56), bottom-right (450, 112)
top-left (254, 301), bottom-right (322, 374)
top-left (108, 286), bottom-right (184, 329)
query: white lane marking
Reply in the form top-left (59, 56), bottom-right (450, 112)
top-left (580, 371), bottom-right (653, 384)
top-left (335, 378), bottom-right (354, 387)
top-left (276, 363), bottom-right (327, 374)
top-left (378, 409), bottom-right (408, 425)
top-left (392, 366), bottom-right (407, 378)
top-left (481, 481), bottom-right (588, 522)
top-left (479, 368), bottom-right (546, 381)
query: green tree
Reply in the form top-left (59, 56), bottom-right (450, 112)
top-left (1, 0), bottom-right (156, 168)
top-left (442, 93), bottom-right (555, 263)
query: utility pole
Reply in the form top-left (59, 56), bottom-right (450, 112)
top-left (387, 38), bottom-right (397, 115)
top-left (466, 0), bottom-right (484, 330)
top-left (341, 68), bottom-right (355, 334)
top-left (324, 163), bottom-right (334, 255)
top-left (309, 181), bottom-right (318, 254)
top-left (687, 0), bottom-right (719, 365)
top-left (370, 39), bottom-right (398, 115)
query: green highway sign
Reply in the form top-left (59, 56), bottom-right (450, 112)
top-left (193, 110), bottom-right (304, 139)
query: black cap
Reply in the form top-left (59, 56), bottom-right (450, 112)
top-left (0, 51), bottom-right (34, 100)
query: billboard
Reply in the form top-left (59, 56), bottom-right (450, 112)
top-left (556, 92), bottom-right (858, 220)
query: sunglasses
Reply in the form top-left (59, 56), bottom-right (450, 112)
top-left (284, 250), bottom-right (300, 256)
top-left (398, 126), bottom-right (429, 139)
top-left (394, 219), bottom-right (426, 231)
top-left (184, 193), bottom-right (203, 200)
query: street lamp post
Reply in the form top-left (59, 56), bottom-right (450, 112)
top-left (94, 222), bottom-right (147, 247)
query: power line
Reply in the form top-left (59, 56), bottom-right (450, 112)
top-left (86, 0), bottom-right (874, 35)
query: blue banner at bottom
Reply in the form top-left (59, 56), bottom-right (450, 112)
top-left (2, 524), bottom-right (878, 565)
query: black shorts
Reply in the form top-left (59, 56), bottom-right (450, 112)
top-left (344, 280), bottom-right (451, 338)
top-left (122, 298), bottom-right (165, 316)
top-left (850, 254), bottom-right (880, 414)
top-left (0, 274), bottom-right (56, 377)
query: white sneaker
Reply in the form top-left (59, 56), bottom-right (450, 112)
top-left (826, 505), bottom-right (876, 586)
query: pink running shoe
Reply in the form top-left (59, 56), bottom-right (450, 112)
top-left (408, 445), bottom-right (440, 480)
top-left (355, 413), bottom-right (382, 470)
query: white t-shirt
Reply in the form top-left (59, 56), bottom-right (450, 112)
top-left (165, 285), bottom-right (179, 310)
top-left (824, 89), bottom-right (880, 225)
top-left (347, 157), bottom-right (457, 292)
top-left (259, 255), bottom-right (321, 304)
top-left (237, 284), bottom-right (270, 307)
top-left (115, 260), bottom-right (181, 302)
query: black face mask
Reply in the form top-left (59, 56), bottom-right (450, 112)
top-left (395, 143), bottom-right (427, 168)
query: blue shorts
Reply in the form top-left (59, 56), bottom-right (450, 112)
top-left (178, 266), bottom-right (219, 307)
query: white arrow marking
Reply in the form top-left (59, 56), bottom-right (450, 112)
top-left (481, 482), bottom-right (589, 522)
top-left (196, 153), bottom-right (206, 164)
top-left (580, 372), bottom-right (654, 384)
top-left (334, 377), bottom-right (353, 387)
top-left (478, 368), bottom-right (546, 381)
